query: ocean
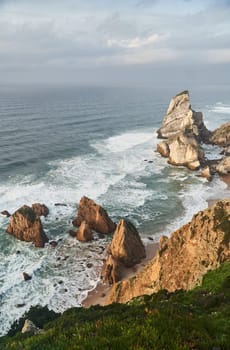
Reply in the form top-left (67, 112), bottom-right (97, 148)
top-left (0, 84), bottom-right (230, 335)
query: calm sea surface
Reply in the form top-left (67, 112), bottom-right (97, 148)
top-left (0, 84), bottom-right (230, 335)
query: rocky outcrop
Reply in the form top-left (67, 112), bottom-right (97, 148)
top-left (6, 205), bottom-right (48, 248)
top-left (32, 203), bottom-right (49, 217)
top-left (73, 196), bottom-right (116, 234)
top-left (21, 319), bottom-right (43, 335)
top-left (102, 219), bottom-right (146, 284)
top-left (157, 90), bottom-right (210, 142)
top-left (76, 221), bottom-right (93, 242)
top-left (210, 121), bottom-right (230, 147)
top-left (106, 200), bottom-right (230, 305)
top-left (216, 157), bottom-right (230, 175)
top-left (158, 130), bottom-right (204, 170)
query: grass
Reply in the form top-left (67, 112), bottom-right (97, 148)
top-left (1, 261), bottom-right (230, 349)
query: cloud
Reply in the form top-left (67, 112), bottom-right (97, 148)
top-left (107, 34), bottom-right (162, 49)
top-left (136, 0), bottom-right (158, 7)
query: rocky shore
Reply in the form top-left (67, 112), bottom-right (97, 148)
top-left (1, 89), bottom-right (230, 318)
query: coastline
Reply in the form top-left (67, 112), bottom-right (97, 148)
top-left (82, 241), bottom-right (159, 308)
top-left (83, 174), bottom-right (230, 309)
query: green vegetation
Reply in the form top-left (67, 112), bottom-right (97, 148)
top-left (1, 262), bottom-right (230, 349)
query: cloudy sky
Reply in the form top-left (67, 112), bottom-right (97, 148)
top-left (0, 0), bottom-right (230, 86)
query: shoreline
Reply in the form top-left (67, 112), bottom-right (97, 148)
top-left (83, 174), bottom-right (230, 309)
top-left (82, 242), bottom-right (159, 308)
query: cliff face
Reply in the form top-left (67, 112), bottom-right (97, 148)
top-left (106, 199), bottom-right (230, 304)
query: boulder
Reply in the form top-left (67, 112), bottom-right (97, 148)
top-left (157, 90), bottom-right (210, 142)
top-left (1, 210), bottom-right (11, 217)
top-left (210, 121), bottom-right (230, 147)
top-left (32, 203), bottom-right (49, 217)
top-left (157, 130), bottom-right (204, 170)
top-left (76, 221), bottom-right (93, 242)
top-left (200, 166), bottom-right (212, 181)
top-left (216, 156), bottom-right (230, 175)
top-left (73, 196), bottom-right (116, 234)
top-left (21, 319), bottom-right (43, 335)
top-left (23, 272), bottom-right (32, 281)
top-left (6, 205), bottom-right (48, 248)
top-left (106, 200), bottom-right (230, 305)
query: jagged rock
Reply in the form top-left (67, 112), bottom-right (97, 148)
top-left (210, 121), bottom-right (230, 147)
top-left (158, 130), bottom-right (204, 170)
top-left (106, 200), bottom-right (230, 305)
top-left (23, 272), bottom-right (32, 281)
top-left (157, 90), bottom-right (210, 142)
top-left (6, 205), bottom-right (48, 248)
top-left (102, 220), bottom-right (146, 285)
top-left (216, 157), bottom-right (230, 175)
top-left (76, 221), bottom-right (93, 242)
top-left (21, 319), bottom-right (43, 335)
top-left (73, 196), bottom-right (116, 234)
top-left (200, 166), bottom-right (212, 181)
top-left (32, 203), bottom-right (49, 217)
top-left (109, 220), bottom-right (146, 267)
top-left (102, 254), bottom-right (122, 285)
top-left (1, 210), bottom-right (11, 217)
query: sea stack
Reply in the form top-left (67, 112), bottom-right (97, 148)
top-left (6, 205), bottom-right (48, 248)
top-left (72, 196), bottom-right (116, 235)
top-left (156, 90), bottom-right (210, 170)
top-left (102, 219), bottom-right (146, 284)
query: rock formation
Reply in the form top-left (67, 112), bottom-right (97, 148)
top-left (76, 221), bottom-right (93, 242)
top-left (6, 205), bottom-right (48, 248)
top-left (73, 196), bottom-right (116, 234)
top-left (210, 121), bottom-right (230, 147)
top-left (1, 210), bottom-right (11, 217)
top-left (157, 90), bottom-right (210, 142)
top-left (106, 200), bottom-right (230, 304)
top-left (32, 203), bottom-right (49, 217)
top-left (102, 219), bottom-right (146, 284)
top-left (156, 91), bottom-right (210, 171)
top-left (200, 166), bottom-right (212, 181)
top-left (158, 130), bottom-right (205, 170)
top-left (216, 156), bottom-right (230, 175)
top-left (21, 319), bottom-right (43, 335)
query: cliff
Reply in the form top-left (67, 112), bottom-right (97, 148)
top-left (106, 199), bottom-right (230, 304)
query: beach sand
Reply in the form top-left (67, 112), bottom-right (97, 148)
top-left (82, 241), bottom-right (159, 308)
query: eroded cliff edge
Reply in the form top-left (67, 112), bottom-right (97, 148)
top-left (106, 199), bottom-right (230, 304)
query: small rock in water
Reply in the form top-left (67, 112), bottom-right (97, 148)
top-left (23, 272), bottom-right (32, 281)
top-left (148, 237), bottom-right (154, 241)
top-left (58, 280), bottom-right (63, 284)
top-left (63, 256), bottom-right (69, 261)
top-left (16, 303), bottom-right (26, 308)
top-left (49, 240), bottom-right (58, 247)
top-left (16, 250), bottom-right (21, 254)
top-left (148, 161), bottom-right (153, 163)
top-left (55, 203), bottom-right (67, 207)
top-left (1, 210), bottom-right (11, 217)
top-left (87, 263), bottom-right (93, 268)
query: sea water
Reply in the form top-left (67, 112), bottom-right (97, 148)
top-left (0, 85), bottom-right (229, 335)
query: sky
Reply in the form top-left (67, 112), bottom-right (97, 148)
top-left (0, 0), bottom-right (230, 86)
